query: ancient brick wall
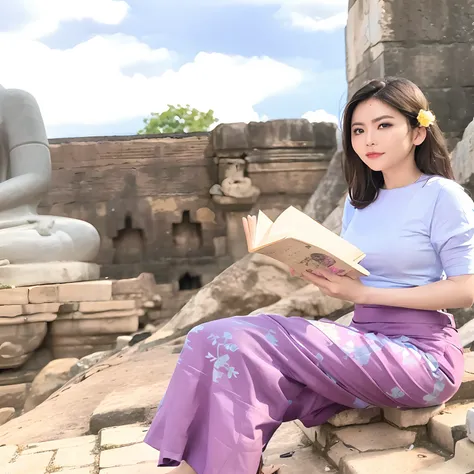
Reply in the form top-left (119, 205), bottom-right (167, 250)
top-left (346, 0), bottom-right (474, 146)
top-left (42, 120), bottom-right (336, 288)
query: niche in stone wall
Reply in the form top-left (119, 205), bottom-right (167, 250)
top-left (179, 272), bottom-right (202, 290)
top-left (113, 214), bottom-right (146, 264)
top-left (172, 211), bottom-right (203, 253)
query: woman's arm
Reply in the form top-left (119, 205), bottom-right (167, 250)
top-left (301, 269), bottom-right (474, 311)
top-left (362, 275), bottom-right (474, 310)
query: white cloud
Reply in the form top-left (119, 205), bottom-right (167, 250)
top-left (18, 0), bottom-right (130, 39)
top-left (288, 10), bottom-right (348, 32)
top-left (302, 109), bottom-right (339, 124)
top-left (0, 32), bottom-right (303, 131)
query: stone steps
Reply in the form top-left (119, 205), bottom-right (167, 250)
top-left (294, 351), bottom-right (474, 474)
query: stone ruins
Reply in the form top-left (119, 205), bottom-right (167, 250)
top-left (0, 1), bottom-right (473, 473)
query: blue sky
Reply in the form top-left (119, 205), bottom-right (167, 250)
top-left (0, 0), bottom-right (348, 138)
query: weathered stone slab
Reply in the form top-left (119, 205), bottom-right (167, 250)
top-left (79, 300), bottom-right (137, 313)
top-left (335, 422), bottom-right (416, 452)
top-left (99, 424), bottom-right (149, 448)
top-left (0, 444), bottom-right (17, 465)
top-left (0, 383), bottom-right (30, 411)
top-left (22, 435), bottom-right (97, 455)
top-left (100, 463), bottom-right (174, 474)
top-left (57, 309), bottom-right (142, 320)
top-left (4, 450), bottom-right (54, 473)
top-left (53, 440), bottom-right (96, 469)
top-left (0, 262), bottom-right (100, 287)
top-left (50, 316), bottom-right (139, 336)
top-left (29, 284), bottom-right (59, 303)
top-left (0, 312), bottom-right (57, 325)
top-left (428, 402), bottom-right (471, 453)
top-left (90, 384), bottom-right (162, 434)
top-left (341, 447), bottom-right (444, 474)
top-left (99, 442), bottom-right (158, 469)
top-left (384, 404), bottom-right (445, 428)
top-left (58, 280), bottom-right (113, 303)
top-left (328, 407), bottom-right (381, 427)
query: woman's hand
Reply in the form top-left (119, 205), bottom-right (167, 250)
top-left (297, 267), bottom-right (368, 304)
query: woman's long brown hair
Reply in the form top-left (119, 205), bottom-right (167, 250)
top-left (342, 77), bottom-right (454, 209)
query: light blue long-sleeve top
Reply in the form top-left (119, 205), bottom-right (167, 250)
top-left (341, 175), bottom-right (474, 288)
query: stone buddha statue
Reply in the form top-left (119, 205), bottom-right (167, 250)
top-left (0, 85), bottom-right (100, 284)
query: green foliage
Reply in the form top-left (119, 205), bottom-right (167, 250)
top-left (138, 104), bottom-right (218, 134)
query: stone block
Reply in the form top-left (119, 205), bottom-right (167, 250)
top-left (53, 440), bottom-right (95, 469)
top-left (0, 262), bottom-right (100, 287)
top-left (99, 424), bottom-right (149, 448)
top-left (335, 422), bottom-right (416, 452)
top-left (78, 300), bottom-right (137, 313)
top-left (0, 322), bottom-right (47, 369)
top-left (467, 407), bottom-right (474, 442)
top-left (450, 372), bottom-right (474, 402)
top-left (111, 273), bottom-right (157, 296)
top-left (29, 284), bottom-right (59, 303)
top-left (328, 407), bottom-right (381, 427)
top-left (0, 407), bottom-right (15, 426)
top-left (23, 303), bottom-right (60, 314)
top-left (312, 122), bottom-right (337, 149)
top-left (0, 288), bottom-right (29, 305)
top-left (99, 442), bottom-right (157, 469)
top-left (0, 383), bottom-right (30, 411)
top-left (58, 280), bottom-right (112, 302)
top-left (327, 441), bottom-right (359, 466)
top-left (341, 446), bottom-right (445, 474)
top-left (247, 119), bottom-right (315, 149)
top-left (0, 312), bottom-right (56, 326)
top-left (22, 435), bottom-right (97, 455)
top-left (211, 122), bottom-right (249, 156)
top-left (454, 437), bottom-right (474, 466)
top-left (384, 404), bottom-right (444, 428)
top-left (57, 309), bottom-right (143, 320)
top-left (0, 348), bottom-right (52, 386)
top-left (4, 450), bottom-right (54, 474)
top-left (0, 306), bottom-right (23, 317)
top-left (90, 384), bottom-right (162, 434)
top-left (50, 316), bottom-right (139, 337)
top-left (428, 402), bottom-right (471, 453)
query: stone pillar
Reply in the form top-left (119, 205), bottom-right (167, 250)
top-left (346, 0), bottom-right (474, 145)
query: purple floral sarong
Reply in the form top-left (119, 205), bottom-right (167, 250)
top-left (144, 304), bottom-right (465, 474)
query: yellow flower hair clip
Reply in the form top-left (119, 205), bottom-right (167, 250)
top-left (417, 109), bottom-right (436, 128)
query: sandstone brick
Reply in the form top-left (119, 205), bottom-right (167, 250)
top-left (99, 442), bottom-right (157, 469)
top-left (6, 450), bottom-right (54, 474)
top-left (327, 441), bottom-right (359, 466)
top-left (341, 447), bottom-right (444, 474)
top-left (0, 312), bottom-right (57, 325)
top-left (58, 280), bottom-right (112, 302)
top-left (336, 422), bottom-right (416, 452)
top-left (22, 435), bottom-right (97, 455)
top-left (384, 404), bottom-right (444, 428)
top-left (23, 303), bottom-right (60, 314)
top-left (0, 407), bottom-right (15, 426)
top-left (99, 424), bottom-right (149, 448)
top-left (78, 300), bottom-right (136, 313)
top-left (53, 440), bottom-right (95, 469)
top-left (57, 309), bottom-right (142, 320)
top-left (28, 284), bottom-right (59, 303)
top-left (50, 315), bottom-right (139, 337)
top-left (428, 402), bottom-right (471, 453)
top-left (90, 384), bottom-right (162, 434)
top-left (0, 305), bottom-right (23, 317)
top-left (328, 407), bottom-right (381, 427)
top-left (0, 288), bottom-right (29, 305)
top-left (0, 445), bottom-right (17, 466)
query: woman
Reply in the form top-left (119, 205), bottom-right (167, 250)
top-left (144, 77), bottom-right (474, 473)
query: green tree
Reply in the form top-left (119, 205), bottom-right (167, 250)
top-left (138, 104), bottom-right (218, 134)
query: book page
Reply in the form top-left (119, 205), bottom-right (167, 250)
top-left (254, 210), bottom-right (274, 248)
top-left (255, 237), bottom-right (369, 279)
top-left (266, 206), bottom-right (365, 263)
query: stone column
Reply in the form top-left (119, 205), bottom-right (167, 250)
top-left (346, 0), bottom-right (474, 145)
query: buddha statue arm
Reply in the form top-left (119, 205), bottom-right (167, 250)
top-left (0, 89), bottom-right (51, 212)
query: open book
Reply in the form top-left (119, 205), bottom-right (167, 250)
top-left (242, 206), bottom-right (369, 279)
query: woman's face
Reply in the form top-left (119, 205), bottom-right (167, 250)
top-left (350, 98), bottom-right (425, 173)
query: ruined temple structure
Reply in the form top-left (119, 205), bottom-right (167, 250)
top-left (346, 0), bottom-right (474, 148)
top-left (43, 120), bottom-right (337, 309)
